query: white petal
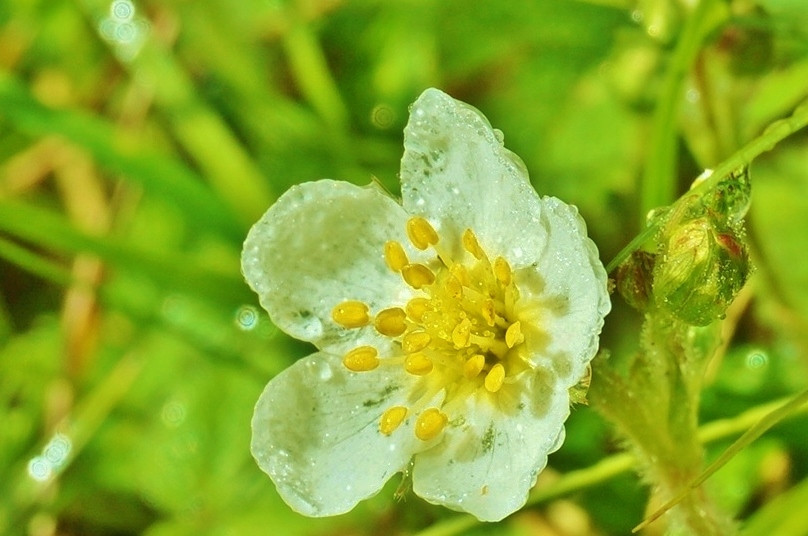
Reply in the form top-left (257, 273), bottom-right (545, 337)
top-left (242, 180), bottom-right (421, 355)
top-left (411, 373), bottom-right (570, 521)
top-left (515, 196), bottom-right (611, 384)
top-left (251, 351), bottom-right (426, 517)
top-left (400, 88), bottom-right (547, 267)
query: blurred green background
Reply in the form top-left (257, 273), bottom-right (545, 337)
top-left (1, 0), bottom-right (808, 534)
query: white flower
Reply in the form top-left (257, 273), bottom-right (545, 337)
top-left (242, 88), bottom-right (611, 522)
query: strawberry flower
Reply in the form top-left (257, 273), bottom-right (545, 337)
top-left (242, 88), bottom-right (610, 521)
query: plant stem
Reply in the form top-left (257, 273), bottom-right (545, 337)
top-left (639, 0), bottom-right (724, 223)
top-left (635, 387), bottom-right (808, 532)
top-left (608, 95), bottom-right (808, 273)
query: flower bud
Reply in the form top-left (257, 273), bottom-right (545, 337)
top-left (616, 250), bottom-right (656, 312)
top-left (704, 167), bottom-right (751, 225)
top-left (653, 217), bottom-right (750, 326)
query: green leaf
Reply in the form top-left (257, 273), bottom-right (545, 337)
top-left (0, 72), bottom-right (243, 239)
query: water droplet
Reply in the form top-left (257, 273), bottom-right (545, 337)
top-left (296, 313), bottom-right (323, 339)
top-left (235, 305), bottom-right (259, 330)
top-left (746, 350), bottom-right (768, 369)
top-left (42, 434), bottom-right (71, 467)
top-left (114, 21), bottom-right (137, 44)
top-left (493, 128), bottom-right (505, 144)
top-left (97, 1), bottom-right (149, 61)
top-left (549, 426), bottom-right (566, 453)
top-left (27, 456), bottom-right (53, 482)
top-left (307, 359), bottom-right (333, 381)
top-left (161, 400), bottom-right (187, 427)
top-left (370, 104), bottom-right (395, 129)
top-left (111, 0), bottom-right (135, 22)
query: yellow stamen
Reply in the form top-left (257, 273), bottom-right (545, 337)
top-left (402, 330), bottom-right (431, 353)
top-left (404, 353), bottom-right (433, 375)
top-left (450, 264), bottom-right (470, 287)
top-left (406, 217), bottom-right (439, 250)
top-left (406, 298), bottom-right (430, 322)
top-left (379, 406), bottom-right (408, 435)
top-left (451, 318), bottom-right (472, 348)
top-left (494, 257), bottom-right (512, 286)
top-left (481, 299), bottom-right (496, 326)
top-left (415, 408), bottom-right (447, 441)
top-left (374, 307), bottom-right (407, 337)
top-left (484, 363), bottom-right (505, 392)
top-left (464, 354), bottom-right (485, 379)
top-left (445, 275), bottom-right (463, 298)
top-left (505, 321), bottom-right (524, 348)
top-left (343, 346), bottom-right (380, 372)
top-left (384, 241), bottom-right (408, 272)
top-left (332, 300), bottom-right (370, 328)
top-left (401, 263), bottom-right (436, 289)
top-left (462, 229), bottom-right (485, 259)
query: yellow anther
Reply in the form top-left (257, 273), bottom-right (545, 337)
top-left (505, 321), bottom-right (524, 348)
top-left (332, 300), bottom-right (370, 328)
top-left (462, 229), bottom-right (485, 259)
top-left (374, 307), bottom-right (407, 337)
top-left (404, 353), bottom-right (433, 375)
top-left (450, 264), bottom-right (471, 287)
top-left (406, 298), bottom-right (430, 322)
top-left (415, 408), bottom-right (448, 441)
top-left (484, 363), bottom-right (506, 392)
top-left (402, 330), bottom-right (432, 353)
top-left (384, 241), bottom-right (409, 272)
top-left (451, 318), bottom-right (472, 348)
top-left (494, 257), bottom-right (512, 286)
top-left (481, 299), bottom-right (496, 326)
top-left (379, 406), bottom-right (408, 435)
top-left (464, 354), bottom-right (485, 379)
top-left (342, 346), bottom-right (380, 372)
top-left (445, 275), bottom-right (463, 298)
top-left (406, 216), bottom-right (439, 250)
top-left (401, 263), bottom-right (436, 289)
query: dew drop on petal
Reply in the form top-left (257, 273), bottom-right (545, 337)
top-left (549, 426), bottom-right (567, 454)
top-left (297, 314), bottom-right (324, 339)
top-left (307, 359), bottom-right (333, 381)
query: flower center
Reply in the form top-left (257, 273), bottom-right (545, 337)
top-left (331, 217), bottom-right (529, 441)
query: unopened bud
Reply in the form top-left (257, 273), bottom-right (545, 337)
top-left (616, 250), bottom-right (656, 312)
top-left (653, 217), bottom-right (750, 326)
